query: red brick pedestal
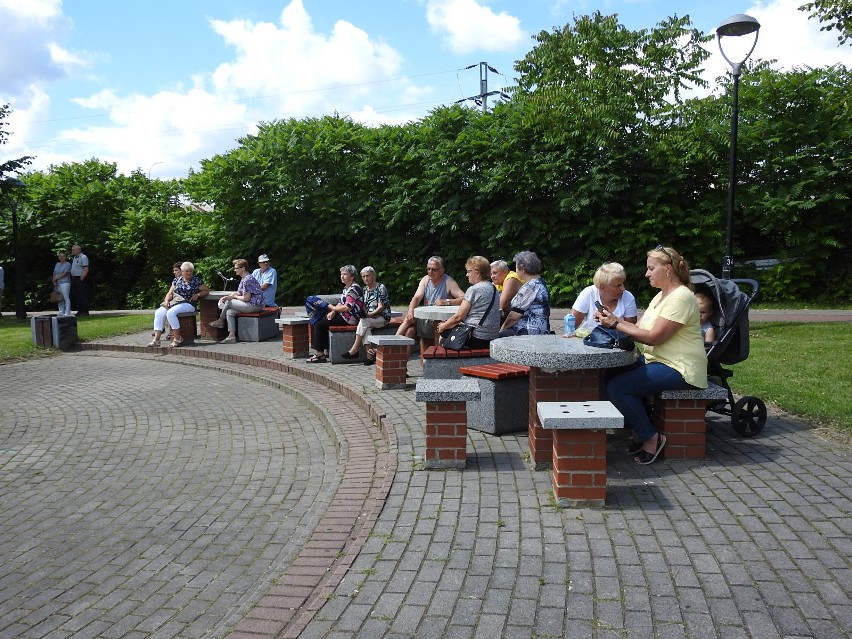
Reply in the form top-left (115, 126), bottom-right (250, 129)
top-left (276, 317), bottom-right (310, 359)
top-left (415, 379), bottom-right (481, 469)
top-left (368, 335), bottom-right (415, 389)
top-left (538, 401), bottom-right (623, 508)
top-left (528, 368), bottom-right (601, 469)
top-left (653, 398), bottom-right (708, 459)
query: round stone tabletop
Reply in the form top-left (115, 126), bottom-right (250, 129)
top-left (413, 305), bottom-right (457, 321)
top-left (490, 334), bottom-right (637, 372)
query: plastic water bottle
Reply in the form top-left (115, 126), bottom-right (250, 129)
top-left (563, 313), bottom-right (575, 337)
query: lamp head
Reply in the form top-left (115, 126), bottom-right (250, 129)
top-left (716, 14), bottom-right (761, 38)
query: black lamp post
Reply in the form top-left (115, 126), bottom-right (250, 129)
top-left (1, 176), bottom-right (27, 320)
top-left (716, 13), bottom-right (760, 279)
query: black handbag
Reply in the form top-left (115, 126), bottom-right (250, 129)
top-left (441, 286), bottom-right (497, 351)
top-left (583, 325), bottom-right (635, 351)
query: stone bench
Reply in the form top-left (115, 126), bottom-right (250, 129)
top-left (415, 378), bottom-right (481, 469)
top-left (421, 345), bottom-right (495, 379)
top-left (459, 363), bottom-right (530, 435)
top-left (328, 317), bottom-right (403, 364)
top-left (538, 401), bottom-right (624, 508)
top-left (236, 307), bottom-right (280, 342)
top-left (367, 335), bottom-right (415, 389)
top-left (654, 382), bottom-right (728, 459)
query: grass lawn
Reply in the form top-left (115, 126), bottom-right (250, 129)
top-left (729, 321), bottom-right (852, 433)
top-left (0, 314), bottom-right (152, 363)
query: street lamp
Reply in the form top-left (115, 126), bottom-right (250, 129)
top-left (716, 14), bottom-right (760, 279)
top-left (1, 176), bottom-right (27, 320)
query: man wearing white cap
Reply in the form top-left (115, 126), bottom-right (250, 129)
top-left (252, 254), bottom-right (278, 307)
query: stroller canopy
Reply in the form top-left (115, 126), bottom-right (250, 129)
top-left (690, 269), bottom-right (755, 365)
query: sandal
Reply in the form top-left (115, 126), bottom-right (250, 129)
top-left (306, 354), bottom-right (327, 363)
top-left (341, 351), bottom-right (358, 360)
top-left (146, 340), bottom-right (161, 348)
top-left (626, 440), bottom-right (643, 455)
top-left (169, 337), bottom-right (184, 348)
top-left (218, 336), bottom-right (237, 344)
top-left (208, 320), bottom-right (225, 329)
top-left (635, 434), bottom-right (666, 465)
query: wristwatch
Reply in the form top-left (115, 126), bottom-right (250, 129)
top-left (612, 320), bottom-right (620, 329)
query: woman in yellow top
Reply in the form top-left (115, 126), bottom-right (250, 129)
top-left (596, 245), bottom-right (707, 465)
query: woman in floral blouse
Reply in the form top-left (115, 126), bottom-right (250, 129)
top-left (148, 261), bottom-right (209, 347)
top-left (209, 258), bottom-right (264, 344)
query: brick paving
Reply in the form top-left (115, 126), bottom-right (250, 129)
top-left (1, 327), bottom-right (850, 638)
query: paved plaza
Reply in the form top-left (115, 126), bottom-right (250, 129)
top-left (0, 328), bottom-right (850, 639)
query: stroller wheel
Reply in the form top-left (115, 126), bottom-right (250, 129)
top-left (731, 396), bottom-right (767, 437)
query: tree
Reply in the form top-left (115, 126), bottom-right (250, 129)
top-left (0, 103), bottom-right (33, 177)
top-left (800, 0), bottom-right (852, 45)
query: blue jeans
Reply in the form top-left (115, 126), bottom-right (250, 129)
top-left (606, 359), bottom-right (692, 442)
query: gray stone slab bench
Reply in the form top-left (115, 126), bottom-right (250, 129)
top-left (415, 378), bottom-right (481, 469)
top-left (654, 382), bottom-right (728, 459)
top-left (538, 401), bottom-right (624, 508)
top-left (422, 345), bottom-right (495, 379)
top-left (328, 317), bottom-right (403, 364)
top-left (458, 363), bottom-right (529, 435)
top-left (236, 306), bottom-right (280, 342)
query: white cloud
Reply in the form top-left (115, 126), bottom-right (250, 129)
top-left (703, 0), bottom-right (852, 87)
top-left (209, 0), bottom-right (404, 116)
top-left (426, 0), bottom-right (526, 54)
top-left (0, 0), bottom-right (88, 96)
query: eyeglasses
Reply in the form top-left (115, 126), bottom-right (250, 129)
top-left (426, 267), bottom-right (442, 272)
top-left (655, 244), bottom-right (674, 262)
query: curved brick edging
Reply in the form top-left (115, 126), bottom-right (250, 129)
top-left (79, 343), bottom-right (398, 639)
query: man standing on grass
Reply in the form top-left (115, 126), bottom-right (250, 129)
top-left (70, 244), bottom-right (90, 316)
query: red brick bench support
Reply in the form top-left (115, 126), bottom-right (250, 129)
top-left (415, 379), bottom-right (481, 469)
top-left (528, 368), bottom-right (601, 470)
top-left (367, 335), bottom-right (415, 389)
top-left (275, 317), bottom-right (311, 359)
top-left (537, 401), bottom-right (624, 508)
top-left (176, 312), bottom-right (197, 344)
top-left (459, 363), bottom-right (530, 435)
top-left (655, 383), bottom-right (728, 459)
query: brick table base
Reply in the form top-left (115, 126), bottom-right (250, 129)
top-left (415, 379), bottom-right (481, 470)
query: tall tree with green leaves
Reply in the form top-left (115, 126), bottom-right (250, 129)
top-left (800, 0), bottom-right (852, 45)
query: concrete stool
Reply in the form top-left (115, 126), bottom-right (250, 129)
top-left (276, 317), bottom-right (310, 358)
top-left (537, 401), bottom-right (623, 508)
top-left (177, 312), bottom-right (197, 344)
top-left (367, 335), bottom-right (415, 389)
top-left (415, 378), bottom-right (481, 469)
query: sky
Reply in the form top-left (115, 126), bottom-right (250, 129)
top-left (2, 0), bottom-right (850, 180)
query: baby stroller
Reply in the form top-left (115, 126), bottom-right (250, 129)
top-left (690, 269), bottom-right (767, 437)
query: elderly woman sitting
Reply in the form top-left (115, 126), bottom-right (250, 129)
top-left (341, 266), bottom-right (391, 364)
top-left (571, 261), bottom-right (638, 338)
top-left (306, 265), bottom-right (365, 363)
top-left (148, 261), bottom-right (209, 347)
top-left (498, 251), bottom-right (552, 337)
top-left (208, 258), bottom-right (264, 343)
top-left (435, 256), bottom-right (501, 349)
